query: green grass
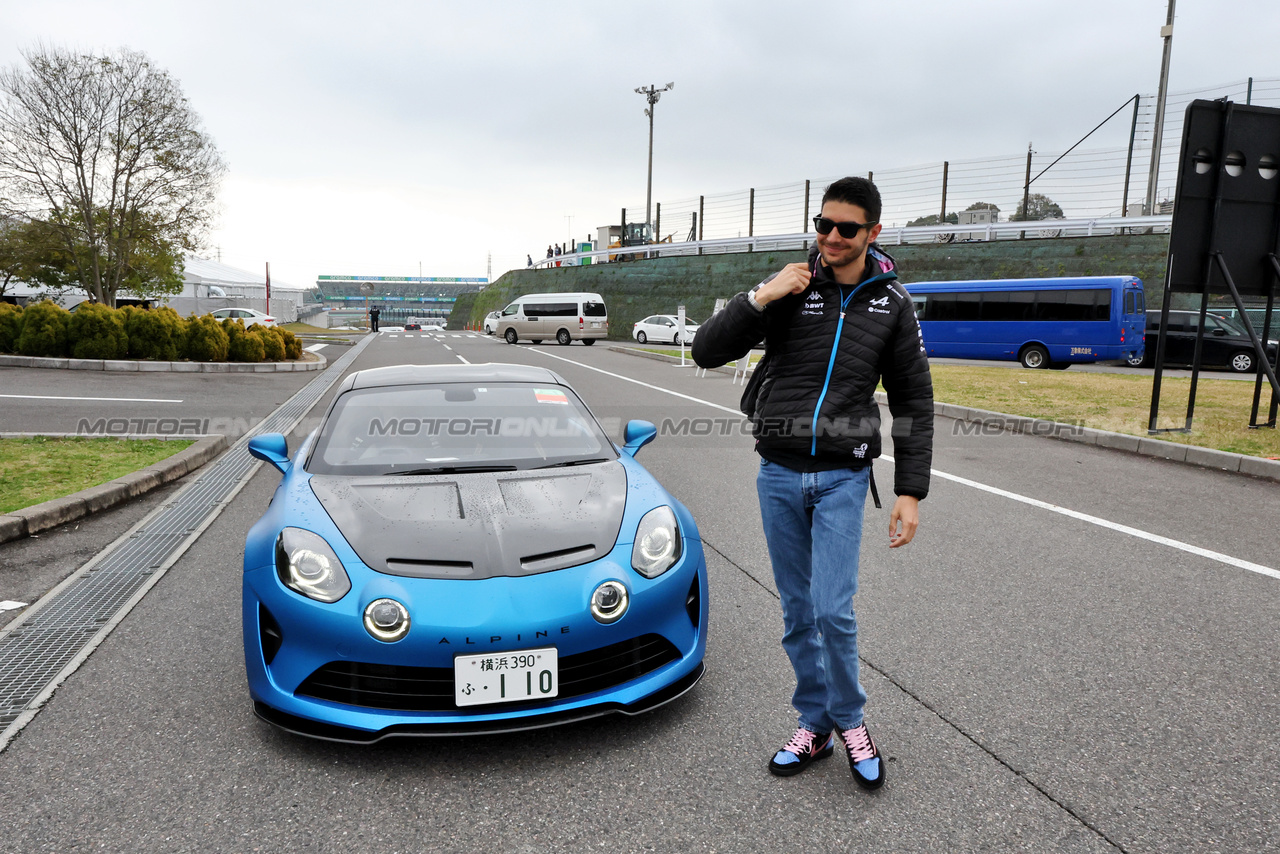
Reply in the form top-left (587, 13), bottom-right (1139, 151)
top-left (927, 365), bottom-right (1280, 459)
top-left (0, 437), bottom-right (194, 513)
top-left (281, 321), bottom-right (341, 335)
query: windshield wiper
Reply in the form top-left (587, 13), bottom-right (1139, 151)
top-left (388, 465), bottom-right (518, 476)
top-left (535, 458), bottom-right (611, 469)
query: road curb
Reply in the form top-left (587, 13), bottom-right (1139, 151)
top-left (0, 352), bottom-right (326, 372)
top-left (0, 434), bottom-right (230, 545)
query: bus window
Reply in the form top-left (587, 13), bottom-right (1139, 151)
top-left (911, 296), bottom-right (926, 318)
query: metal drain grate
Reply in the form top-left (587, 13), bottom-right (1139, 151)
top-left (0, 337), bottom-right (373, 744)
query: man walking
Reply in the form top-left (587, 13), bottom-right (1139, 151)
top-left (692, 177), bottom-right (933, 790)
top-left (369, 305), bottom-right (380, 333)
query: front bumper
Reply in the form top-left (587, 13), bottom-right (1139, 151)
top-left (243, 538), bottom-right (707, 741)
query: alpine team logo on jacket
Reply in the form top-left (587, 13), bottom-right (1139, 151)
top-left (801, 291), bottom-right (825, 317)
top-left (867, 296), bottom-right (890, 314)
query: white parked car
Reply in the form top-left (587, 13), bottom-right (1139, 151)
top-left (210, 307), bottom-right (278, 328)
top-left (633, 314), bottom-right (699, 346)
top-left (483, 311), bottom-right (500, 335)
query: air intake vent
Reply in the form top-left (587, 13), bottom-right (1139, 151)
top-left (296, 634), bottom-right (681, 712)
top-left (520, 545), bottom-right (596, 573)
top-left (384, 559), bottom-right (475, 578)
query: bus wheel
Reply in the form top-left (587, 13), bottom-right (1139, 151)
top-left (505, 329), bottom-right (518, 344)
top-left (556, 329), bottom-right (572, 345)
top-left (1019, 345), bottom-right (1050, 369)
top-left (582, 338), bottom-right (596, 346)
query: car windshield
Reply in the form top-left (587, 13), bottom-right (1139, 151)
top-left (308, 382), bottom-right (617, 475)
top-left (1210, 315), bottom-right (1248, 336)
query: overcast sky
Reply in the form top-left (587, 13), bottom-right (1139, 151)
top-left (5, 1), bottom-right (1279, 288)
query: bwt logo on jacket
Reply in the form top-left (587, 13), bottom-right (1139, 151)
top-left (852, 442), bottom-right (869, 458)
top-left (802, 292), bottom-right (825, 316)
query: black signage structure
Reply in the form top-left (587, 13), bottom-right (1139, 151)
top-left (1149, 99), bottom-right (1280, 432)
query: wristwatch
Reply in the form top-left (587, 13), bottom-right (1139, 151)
top-left (747, 284), bottom-right (766, 312)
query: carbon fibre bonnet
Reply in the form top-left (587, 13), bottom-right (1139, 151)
top-left (308, 462), bottom-right (627, 579)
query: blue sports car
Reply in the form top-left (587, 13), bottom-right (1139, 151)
top-left (243, 363), bottom-right (707, 741)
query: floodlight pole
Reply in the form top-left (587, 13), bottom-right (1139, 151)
top-left (635, 82), bottom-right (674, 244)
top-left (1145, 0), bottom-right (1176, 215)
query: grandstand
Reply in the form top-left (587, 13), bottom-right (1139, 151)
top-left (314, 275), bottom-right (487, 325)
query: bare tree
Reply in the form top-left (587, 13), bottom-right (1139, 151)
top-left (0, 45), bottom-right (226, 306)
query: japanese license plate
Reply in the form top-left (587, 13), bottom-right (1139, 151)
top-left (454, 647), bottom-right (558, 707)
top-left (590, 321), bottom-right (601, 328)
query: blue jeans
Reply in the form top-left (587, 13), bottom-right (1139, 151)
top-left (756, 459), bottom-right (869, 734)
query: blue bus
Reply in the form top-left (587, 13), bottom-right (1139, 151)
top-left (905, 276), bottom-right (1146, 369)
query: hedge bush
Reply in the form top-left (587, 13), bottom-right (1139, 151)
top-left (280, 328), bottom-right (303, 360)
top-left (126, 306), bottom-right (186, 361)
top-left (225, 319), bottom-right (265, 362)
top-left (251, 325), bottom-right (286, 362)
top-left (0, 304), bottom-right (22, 353)
top-left (68, 303), bottom-right (128, 359)
top-left (3, 303), bottom-right (300, 362)
top-left (16, 301), bottom-right (70, 357)
top-left (185, 314), bottom-right (230, 361)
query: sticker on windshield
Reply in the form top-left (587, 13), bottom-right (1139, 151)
top-left (535, 389), bottom-right (569, 405)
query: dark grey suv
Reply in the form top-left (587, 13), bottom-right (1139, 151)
top-left (1143, 310), bottom-right (1278, 372)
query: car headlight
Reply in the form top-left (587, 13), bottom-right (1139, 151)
top-left (275, 527), bottom-right (351, 603)
top-left (631, 506), bottom-right (682, 578)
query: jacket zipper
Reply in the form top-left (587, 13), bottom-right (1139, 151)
top-left (809, 272), bottom-right (896, 456)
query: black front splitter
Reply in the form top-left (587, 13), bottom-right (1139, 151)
top-left (253, 661), bottom-right (705, 744)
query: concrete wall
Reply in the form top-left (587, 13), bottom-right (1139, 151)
top-left (453, 234), bottom-right (1173, 338)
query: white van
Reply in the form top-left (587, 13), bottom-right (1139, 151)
top-left (497, 292), bottom-right (608, 345)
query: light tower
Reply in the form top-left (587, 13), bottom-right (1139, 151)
top-left (634, 82), bottom-right (674, 242)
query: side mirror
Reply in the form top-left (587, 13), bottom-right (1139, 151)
top-left (248, 432), bottom-right (291, 474)
top-left (620, 420), bottom-right (657, 458)
top-left (1212, 328), bottom-right (1227, 336)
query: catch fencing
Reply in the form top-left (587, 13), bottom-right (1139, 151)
top-left (545, 76), bottom-right (1278, 267)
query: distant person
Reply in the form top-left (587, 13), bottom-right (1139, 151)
top-left (546, 245), bottom-right (553, 260)
top-left (369, 305), bottom-right (381, 333)
top-left (555, 243), bottom-right (562, 267)
top-left (527, 254), bottom-right (533, 267)
top-left (692, 176), bottom-right (934, 791)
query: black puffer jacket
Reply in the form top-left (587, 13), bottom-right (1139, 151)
top-left (692, 244), bottom-right (934, 499)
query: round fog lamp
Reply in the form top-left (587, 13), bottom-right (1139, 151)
top-left (590, 580), bottom-right (629, 624)
top-left (363, 598), bottom-right (410, 642)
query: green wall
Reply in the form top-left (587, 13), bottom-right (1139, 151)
top-left (452, 234), bottom-right (1173, 337)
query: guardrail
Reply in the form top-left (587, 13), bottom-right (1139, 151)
top-left (533, 215), bottom-right (1173, 269)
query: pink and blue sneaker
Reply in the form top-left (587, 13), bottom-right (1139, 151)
top-left (840, 723), bottom-right (885, 789)
top-left (768, 726), bottom-right (834, 777)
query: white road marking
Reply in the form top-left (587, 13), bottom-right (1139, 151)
top-left (304, 343), bottom-right (328, 352)
top-left (527, 347), bottom-right (1279, 582)
top-left (0, 601), bottom-right (28, 612)
top-left (0, 394), bottom-right (183, 403)
top-left (456, 354), bottom-right (470, 364)
top-left (920, 467), bottom-right (1280, 581)
top-left (443, 344), bottom-right (452, 351)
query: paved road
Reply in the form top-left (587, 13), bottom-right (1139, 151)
top-left (1, 331), bottom-right (1277, 853)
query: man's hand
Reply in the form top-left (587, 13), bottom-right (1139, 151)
top-left (754, 262), bottom-right (811, 307)
top-left (888, 495), bottom-right (919, 548)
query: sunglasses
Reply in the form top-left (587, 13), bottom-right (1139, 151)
top-left (813, 215), bottom-right (878, 238)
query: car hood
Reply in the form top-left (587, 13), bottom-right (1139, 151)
top-left (308, 462), bottom-right (627, 580)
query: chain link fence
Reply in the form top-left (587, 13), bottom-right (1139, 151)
top-left (610, 76), bottom-right (1280, 247)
